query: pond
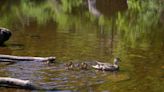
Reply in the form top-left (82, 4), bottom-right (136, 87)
top-left (0, 0), bottom-right (164, 92)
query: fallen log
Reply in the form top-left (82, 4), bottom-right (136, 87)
top-left (0, 77), bottom-right (36, 90)
top-left (0, 54), bottom-right (56, 64)
top-left (0, 77), bottom-right (58, 90)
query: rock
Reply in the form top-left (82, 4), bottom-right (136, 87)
top-left (0, 27), bottom-right (12, 45)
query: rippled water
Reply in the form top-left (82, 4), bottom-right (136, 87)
top-left (0, 0), bottom-right (164, 92)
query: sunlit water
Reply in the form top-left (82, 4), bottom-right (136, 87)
top-left (0, 0), bottom-right (164, 92)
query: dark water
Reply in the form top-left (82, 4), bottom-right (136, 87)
top-left (0, 0), bottom-right (164, 92)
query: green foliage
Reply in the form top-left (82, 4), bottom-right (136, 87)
top-left (0, 0), bottom-right (85, 26)
top-left (0, 0), bottom-right (163, 49)
top-left (115, 0), bottom-right (164, 48)
top-left (127, 0), bottom-right (141, 12)
top-left (20, 1), bottom-right (52, 24)
top-left (61, 0), bottom-right (83, 13)
top-left (98, 15), bottom-right (105, 26)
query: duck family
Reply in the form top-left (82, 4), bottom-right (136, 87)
top-left (65, 58), bottom-right (121, 71)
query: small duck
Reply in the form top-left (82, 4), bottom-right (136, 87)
top-left (80, 62), bottom-right (88, 70)
top-left (92, 58), bottom-right (121, 71)
top-left (65, 62), bottom-right (75, 70)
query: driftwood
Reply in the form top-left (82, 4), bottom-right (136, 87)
top-left (0, 77), bottom-right (58, 90)
top-left (0, 54), bottom-right (56, 63)
top-left (0, 77), bottom-right (36, 89)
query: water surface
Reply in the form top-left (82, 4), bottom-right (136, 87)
top-left (0, 0), bottom-right (164, 92)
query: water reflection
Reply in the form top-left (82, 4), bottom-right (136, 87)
top-left (0, 0), bottom-right (164, 92)
top-left (96, 0), bottom-right (127, 17)
top-left (0, 46), bottom-right (12, 55)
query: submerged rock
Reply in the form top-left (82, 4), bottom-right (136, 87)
top-left (0, 27), bottom-right (12, 45)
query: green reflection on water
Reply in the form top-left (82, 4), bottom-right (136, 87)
top-left (0, 0), bottom-right (164, 92)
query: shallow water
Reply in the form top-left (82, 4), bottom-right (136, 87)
top-left (0, 0), bottom-right (164, 92)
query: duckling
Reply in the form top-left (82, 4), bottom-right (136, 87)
top-left (92, 58), bottom-right (121, 71)
top-left (65, 62), bottom-right (75, 70)
top-left (65, 62), bottom-right (89, 70)
top-left (80, 62), bottom-right (88, 70)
